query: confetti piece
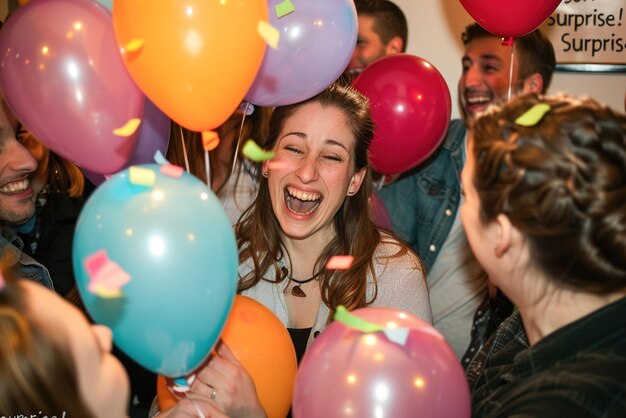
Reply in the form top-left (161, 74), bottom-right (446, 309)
top-left (326, 255), bottom-right (354, 270)
top-left (84, 250), bottom-right (131, 299)
top-left (383, 328), bottom-right (410, 345)
top-left (266, 159), bottom-right (289, 171)
top-left (113, 118), bottom-right (141, 137)
top-left (515, 103), bottom-right (551, 127)
top-left (275, 0), bottom-right (295, 18)
top-left (129, 166), bottom-right (156, 187)
top-left (161, 163), bottom-right (184, 178)
top-left (171, 375), bottom-right (196, 393)
top-left (202, 131), bottom-right (220, 151)
top-left (257, 20), bottom-right (280, 50)
top-left (242, 139), bottom-right (275, 162)
top-left (0, 271), bottom-right (5, 290)
top-left (124, 38), bottom-right (145, 53)
top-left (85, 250), bottom-right (109, 277)
top-left (334, 305), bottom-right (384, 333)
top-left (154, 150), bottom-right (168, 165)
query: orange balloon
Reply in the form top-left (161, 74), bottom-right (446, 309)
top-left (113, 0), bottom-right (268, 132)
top-left (158, 295), bottom-right (297, 418)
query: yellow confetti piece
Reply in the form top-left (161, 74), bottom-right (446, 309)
top-left (129, 166), bottom-right (156, 187)
top-left (242, 139), bottom-right (275, 162)
top-left (257, 20), bottom-right (280, 50)
top-left (326, 255), bottom-right (355, 270)
top-left (113, 118), bottom-right (141, 137)
top-left (202, 131), bottom-right (220, 152)
top-left (275, 0), bottom-right (295, 18)
top-left (90, 285), bottom-right (123, 299)
top-left (515, 103), bottom-right (551, 127)
top-left (124, 38), bottom-right (145, 53)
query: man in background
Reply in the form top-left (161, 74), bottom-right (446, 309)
top-left (345, 0), bottom-right (408, 79)
top-left (378, 23), bottom-right (556, 362)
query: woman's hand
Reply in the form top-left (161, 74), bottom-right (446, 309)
top-left (189, 340), bottom-right (267, 418)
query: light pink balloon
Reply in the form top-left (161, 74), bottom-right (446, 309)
top-left (0, 0), bottom-right (143, 174)
top-left (293, 307), bottom-right (471, 418)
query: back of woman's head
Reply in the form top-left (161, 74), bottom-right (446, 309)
top-left (471, 93), bottom-right (626, 293)
top-left (0, 267), bottom-right (94, 416)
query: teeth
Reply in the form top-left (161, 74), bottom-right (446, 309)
top-left (0, 179), bottom-right (29, 193)
top-left (286, 186), bottom-right (321, 201)
top-left (466, 96), bottom-right (490, 105)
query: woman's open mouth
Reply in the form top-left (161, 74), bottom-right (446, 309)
top-left (285, 186), bottom-right (322, 216)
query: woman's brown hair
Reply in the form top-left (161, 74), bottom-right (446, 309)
top-left (0, 264), bottom-right (95, 416)
top-left (237, 82), bottom-right (408, 320)
top-left (471, 93), bottom-right (626, 294)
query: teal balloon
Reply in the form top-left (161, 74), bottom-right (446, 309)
top-left (73, 164), bottom-right (238, 377)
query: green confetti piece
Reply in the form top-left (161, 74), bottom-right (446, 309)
top-left (333, 305), bottom-right (385, 333)
top-left (242, 139), bottom-right (275, 162)
top-left (275, 0), bottom-right (295, 18)
top-left (515, 103), bottom-right (551, 127)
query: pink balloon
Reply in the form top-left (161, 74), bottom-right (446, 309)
top-left (460, 0), bottom-right (561, 39)
top-left (0, 0), bottom-right (143, 174)
top-left (244, 0), bottom-right (357, 106)
top-left (353, 54), bottom-right (451, 176)
top-left (81, 97), bottom-right (170, 186)
top-left (293, 307), bottom-right (470, 418)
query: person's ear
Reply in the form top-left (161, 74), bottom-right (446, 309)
top-left (261, 161), bottom-right (269, 178)
top-left (494, 214), bottom-right (514, 258)
top-left (521, 73), bottom-right (544, 94)
top-left (346, 167), bottom-right (366, 196)
top-left (385, 36), bottom-right (404, 55)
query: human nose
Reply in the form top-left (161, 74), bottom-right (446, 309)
top-left (92, 325), bottom-right (113, 353)
top-left (8, 139), bottom-right (38, 173)
top-left (294, 155), bottom-right (319, 183)
top-left (463, 64), bottom-right (482, 88)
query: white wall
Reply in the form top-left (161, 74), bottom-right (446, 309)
top-left (393, 0), bottom-right (626, 119)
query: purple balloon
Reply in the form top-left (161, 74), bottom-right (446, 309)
top-left (244, 0), bottom-right (357, 106)
top-left (0, 0), bottom-right (143, 174)
top-left (81, 97), bottom-right (170, 185)
top-left (293, 307), bottom-right (471, 418)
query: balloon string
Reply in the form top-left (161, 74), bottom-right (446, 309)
top-left (204, 149), bottom-right (211, 188)
top-left (222, 102), bottom-right (250, 211)
top-left (376, 175), bottom-right (385, 191)
top-left (507, 42), bottom-right (516, 101)
top-left (179, 125), bottom-right (191, 173)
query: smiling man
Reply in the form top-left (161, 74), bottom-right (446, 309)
top-left (378, 23), bottom-right (556, 361)
top-left (345, 0), bottom-right (408, 79)
top-left (0, 98), bottom-right (53, 289)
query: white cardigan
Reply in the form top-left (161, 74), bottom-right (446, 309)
top-left (240, 234), bottom-right (433, 350)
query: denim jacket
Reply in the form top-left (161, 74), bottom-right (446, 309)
top-left (1, 226), bottom-right (53, 289)
top-left (378, 119), bottom-right (467, 272)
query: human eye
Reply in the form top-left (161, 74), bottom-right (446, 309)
top-left (284, 145), bottom-right (304, 155)
top-left (461, 58), bottom-right (471, 73)
top-left (323, 154), bottom-right (343, 163)
top-left (15, 124), bottom-right (29, 143)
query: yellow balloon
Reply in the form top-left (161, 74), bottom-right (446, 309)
top-left (113, 0), bottom-right (268, 132)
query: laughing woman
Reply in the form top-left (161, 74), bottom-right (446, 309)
top-left (237, 82), bottom-right (432, 358)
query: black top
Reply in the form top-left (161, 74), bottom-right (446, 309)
top-left (287, 327), bottom-right (312, 365)
top-left (470, 296), bottom-right (626, 417)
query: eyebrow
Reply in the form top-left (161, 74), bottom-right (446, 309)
top-left (281, 132), bottom-right (350, 153)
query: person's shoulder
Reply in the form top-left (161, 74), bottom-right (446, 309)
top-left (374, 231), bottom-right (422, 270)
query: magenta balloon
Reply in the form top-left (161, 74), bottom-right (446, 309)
top-left (0, 0), bottom-right (143, 174)
top-left (353, 54), bottom-right (451, 176)
top-left (293, 307), bottom-right (471, 418)
top-left (244, 0), bottom-right (357, 106)
top-left (80, 97), bottom-right (170, 186)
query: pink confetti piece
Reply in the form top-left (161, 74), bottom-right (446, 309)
top-left (326, 255), bottom-right (355, 270)
top-left (161, 163), bottom-right (184, 179)
top-left (84, 250), bottom-right (131, 298)
top-left (266, 159), bottom-right (289, 171)
top-left (84, 250), bottom-right (109, 277)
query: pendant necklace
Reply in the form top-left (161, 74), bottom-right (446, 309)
top-left (281, 266), bottom-right (323, 297)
